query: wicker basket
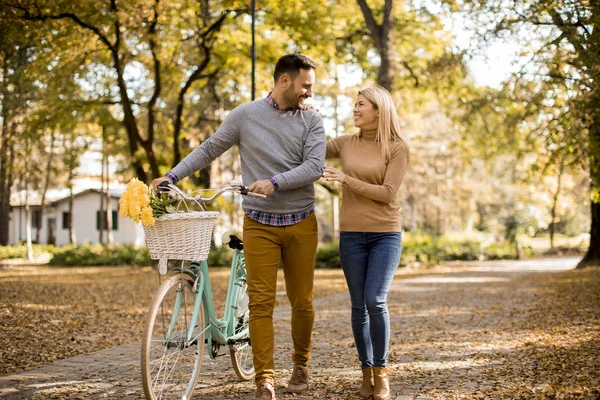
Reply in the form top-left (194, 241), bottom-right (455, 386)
top-left (144, 211), bottom-right (220, 271)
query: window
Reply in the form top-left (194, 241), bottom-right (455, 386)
top-left (32, 210), bottom-right (42, 229)
top-left (96, 211), bottom-right (119, 230)
top-left (62, 212), bottom-right (71, 229)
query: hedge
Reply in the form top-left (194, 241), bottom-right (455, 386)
top-left (48, 244), bottom-right (151, 266)
top-left (0, 244), bottom-right (56, 260)
top-left (2, 234), bottom-right (533, 268)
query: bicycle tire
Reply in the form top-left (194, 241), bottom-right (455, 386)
top-left (141, 272), bottom-right (205, 400)
top-left (229, 276), bottom-right (255, 381)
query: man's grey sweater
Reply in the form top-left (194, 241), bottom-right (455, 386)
top-left (171, 99), bottom-right (326, 214)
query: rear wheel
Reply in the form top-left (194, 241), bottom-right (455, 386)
top-left (229, 277), bottom-right (254, 381)
top-left (141, 272), bottom-right (205, 399)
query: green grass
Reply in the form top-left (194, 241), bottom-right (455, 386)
top-left (518, 233), bottom-right (589, 254)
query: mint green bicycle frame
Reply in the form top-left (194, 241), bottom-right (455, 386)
top-left (167, 248), bottom-right (248, 355)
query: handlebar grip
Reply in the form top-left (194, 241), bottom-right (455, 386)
top-left (247, 192), bottom-right (267, 198)
top-left (239, 186), bottom-right (266, 198)
top-left (157, 181), bottom-right (172, 192)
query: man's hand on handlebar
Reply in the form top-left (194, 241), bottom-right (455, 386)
top-left (152, 177), bottom-right (172, 193)
top-left (248, 179), bottom-right (275, 196)
top-left (150, 176), bottom-right (268, 199)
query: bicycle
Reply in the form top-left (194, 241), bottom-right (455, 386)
top-left (140, 180), bottom-right (265, 400)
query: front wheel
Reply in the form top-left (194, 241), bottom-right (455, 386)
top-left (141, 272), bottom-right (205, 400)
top-left (229, 278), bottom-right (255, 381)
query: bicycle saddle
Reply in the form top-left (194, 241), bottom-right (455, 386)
top-left (222, 230), bottom-right (243, 250)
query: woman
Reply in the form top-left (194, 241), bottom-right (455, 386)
top-left (323, 86), bottom-right (409, 400)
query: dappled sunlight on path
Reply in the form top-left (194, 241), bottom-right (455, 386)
top-left (0, 257), bottom-right (597, 399)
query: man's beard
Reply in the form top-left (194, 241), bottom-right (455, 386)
top-left (283, 85), bottom-right (302, 109)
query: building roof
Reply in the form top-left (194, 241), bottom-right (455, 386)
top-left (10, 188), bottom-right (123, 207)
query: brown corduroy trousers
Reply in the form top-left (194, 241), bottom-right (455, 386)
top-left (243, 213), bottom-right (318, 384)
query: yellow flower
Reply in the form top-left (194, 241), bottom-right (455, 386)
top-left (120, 178), bottom-right (155, 226)
top-left (140, 206), bottom-right (155, 226)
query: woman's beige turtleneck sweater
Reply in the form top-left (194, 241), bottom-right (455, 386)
top-left (326, 128), bottom-right (409, 232)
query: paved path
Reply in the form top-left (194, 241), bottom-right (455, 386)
top-left (0, 256), bottom-right (592, 399)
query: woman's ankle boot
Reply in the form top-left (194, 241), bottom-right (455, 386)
top-left (373, 367), bottom-right (391, 400)
top-left (359, 367), bottom-right (374, 398)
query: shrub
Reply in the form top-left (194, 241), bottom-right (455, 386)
top-left (483, 242), bottom-right (514, 260)
top-left (314, 232), bottom-right (532, 269)
top-left (208, 243), bottom-right (233, 267)
top-left (435, 237), bottom-right (484, 261)
top-left (0, 244), bottom-right (56, 260)
top-left (484, 242), bottom-right (533, 260)
top-left (27, 232), bottom-right (534, 268)
top-left (48, 244), bottom-right (151, 266)
top-left (401, 233), bottom-right (440, 265)
top-left (315, 241), bottom-right (342, 269)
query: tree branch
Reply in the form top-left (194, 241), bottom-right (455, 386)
top-left (9, 5), bottom-right (115, 51)
top-left (356, 0), bottom-right (382, 49)
top-left (171, 10), bottom-right (232, 165)
top-left (547, 8), bottom-right (588, 59)
top-left (146, 0), bottom-right (161, 146)
top-left (401, 61), bottom-right (419, 88)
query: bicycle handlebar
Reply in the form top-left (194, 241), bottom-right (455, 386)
top-left (157, 180), bottom-right (266, 211)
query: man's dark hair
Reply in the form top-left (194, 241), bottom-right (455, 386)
top-left (273, 54), bottom-right (316, 83)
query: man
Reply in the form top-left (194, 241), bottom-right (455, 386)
top-left (152, 53), bottom-right (325, 400)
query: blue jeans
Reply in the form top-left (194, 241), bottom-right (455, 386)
top-left (339, 232), bottom-right (402, 368)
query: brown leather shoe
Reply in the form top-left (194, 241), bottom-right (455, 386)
top-left (359, 367), bottom-right (374, 398)
top-left (255, 380), bottom-right (276, 400)
top-left (286, 364), bottom-right (309, 393)
top-left (373, 367), bottom-right (391, 400)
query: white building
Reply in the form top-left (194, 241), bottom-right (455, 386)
top-left (8, 188), bottom-right (145, 247)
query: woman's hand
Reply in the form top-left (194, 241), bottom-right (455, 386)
top-left (323, 166), bottom-right (346, 183)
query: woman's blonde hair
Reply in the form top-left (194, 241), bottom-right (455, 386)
top-left (358, 86), bottom-right (410, 162)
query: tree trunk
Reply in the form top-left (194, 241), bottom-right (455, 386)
top-left (112, 52), bottom-right (153, 182)
top-left (67, 139), bottom-right (76, 245)
top-left (332, 194), bottom-right (340, 241)
top-left (190, 166), bottom-right (211, 188)
top-left (68, 180), bottom-right (76, 245)
top-left (25, 195), bottom-right (33, 260)
top-left (549, 162), bottom-right (564, 249)
top-left (0, 65), bottom-right (13, 246)
top-left (378, 34), bottom-right (393, 91)
top-left (576, 48), bottom-right (600, 267)
top-left (576, 200), bottom-right (599, 268)
top-left (356, 0), bottom-right (395, 92)
top-left (37, 131), bottom-right (55, 244)
top-left (108, 1), bottom-right (158, 181)
top-left (0, 113), bottom-right (11, 246)
top-left (99, 128), bottom-right (106, 244)
top-left (172, 54), bottom-right (213, 166)
top-left (170, 11), bottom-right (229, 167)
top-left (105, 156), bottom-right (113, 244)
top-left (577, 122), bottom-right (600, 268)
top-left (24, 136), bottom-right (33, 260)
